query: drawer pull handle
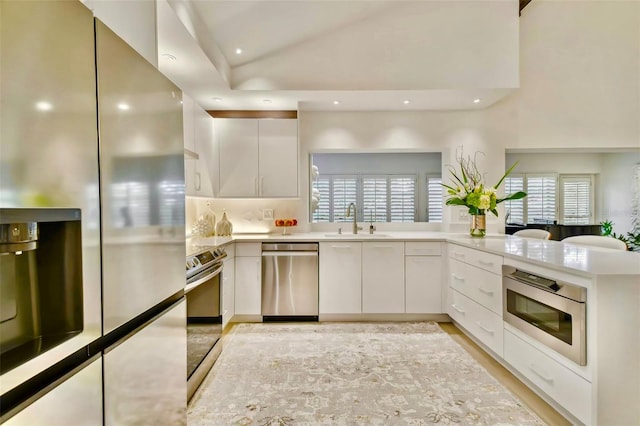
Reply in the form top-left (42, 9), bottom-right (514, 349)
top-left (451, 304), bottom-right (466, 314)
top-left (453, 252), bottom-right (465, 258)
top-left (475, 322), bottom-right (495, 335)
top-left (529, 364), bottom-right (554, 383)
top-left (478, 287), bottom-right (494, 295)
top-left (451, 273), bottom-right (465, 282)
top-left (478, 260), bottom-right (494, 266)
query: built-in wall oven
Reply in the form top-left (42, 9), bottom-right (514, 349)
top-left (503, 265), bottom-right (587, 366)
top-left (185, 247), bottom-right (226, 400)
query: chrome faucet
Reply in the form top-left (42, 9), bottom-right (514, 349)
top-left (346, 202), bottom-right (362, 234)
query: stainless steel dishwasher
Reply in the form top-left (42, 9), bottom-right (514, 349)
top-left (261, 243), bottom-right (319, 321)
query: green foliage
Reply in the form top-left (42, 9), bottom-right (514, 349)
top-left (600, 220), bottom-right (639, 251)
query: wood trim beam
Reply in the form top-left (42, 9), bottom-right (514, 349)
top-left (207, 110), bottom-right (297, 119)
top-left (519, 0), bottom-right (533, 15)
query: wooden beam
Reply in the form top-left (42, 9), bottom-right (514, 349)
top-left (207, 110), bottom-right (297, 119)
top-left (519, 0), bottom-right (533, 15)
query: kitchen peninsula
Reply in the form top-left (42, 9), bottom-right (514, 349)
top-left (191, 232), bottom-right (639, 425)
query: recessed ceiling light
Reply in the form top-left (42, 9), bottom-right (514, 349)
top-left (333, 100), bottom-right (340, 105)
top-left (235, 48), bottom-right (243, 55)
top-left (35, 101), bottom-right (53, 111)
top-left (117, 103), bottom-right (130, 111)
top-left (263, 99), bottom-right (272, 104)
top-left (212, 97), bottom-right (223, 102)
top-left (161, 53), bottom-right (176, 61)
top-left (473, 98), bottom-right (481, 104)
top-left (403, 100), bottom-right (411, 104)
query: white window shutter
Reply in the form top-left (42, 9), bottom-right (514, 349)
top-left (312, 177), bottom-right (331, 222)
top-left (561, 176), bottom-right (593, 225)
top-left (332, 176), bottom-right (358, 223)
top-left (526, 175), bottom-right (557, 223)
top-left (390, 176), bottom-right (416, 222)
top-left (504, 176), bottom-right (525, 224)
top-left (427, 176), bottom-right (443, 222)
top-left (362, 176), bottom-right (388, 222)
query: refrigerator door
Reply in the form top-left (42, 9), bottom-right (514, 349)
top-left (3, 356), bottom-right (103, 425)
top-left (104, 299), bottom-right (187, 426)
top-left (95, 20), bottom-right (186, 333)
top-left (0, 0), bottom-right (102, 394)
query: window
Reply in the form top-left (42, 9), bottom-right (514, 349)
top-left (311, 174), bottom-right (417, 222)
top-left (504, 174), bottom-right (557, 224)
top-left (560, 175), bottom-right (594, 225)
top-left (426, 176), bottom-right (443, 222)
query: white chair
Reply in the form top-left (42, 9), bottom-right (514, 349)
top-left (513, 229), bottom-right (551, 240)
top-left (562, 235), bottom-right (628, 251)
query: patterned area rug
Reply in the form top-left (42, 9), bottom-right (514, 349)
top-left (188, 322), bottom-right (544, 425)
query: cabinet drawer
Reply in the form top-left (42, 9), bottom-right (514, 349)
top-left (504, 330), bottom-right (591, 425)
top-left (448, 244), bottom-right (502, 274)
top-left (448, 258), bottom-right (502, 315)
top-left (236, 242), bottom-right (261, 257)
top-left (405, 242), bottom-right (441, 256)
top-left (448, 288), bottom-right (503, 357)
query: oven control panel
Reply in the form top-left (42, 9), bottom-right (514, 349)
top-left (186, 248), bottom-right (226, 279)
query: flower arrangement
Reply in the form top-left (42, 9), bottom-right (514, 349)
top-left (442, 149), bottom-right (526, 236)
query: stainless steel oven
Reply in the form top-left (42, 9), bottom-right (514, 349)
top-left (503, 265), bottom-right (587, 366)
top-left (185, 247), bottom-right (226, 400)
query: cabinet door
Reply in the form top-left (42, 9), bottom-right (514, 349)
top-left (193, 105), bottom-right (214, 197)
top-left (405, 256), bottom-right (442, 313)
top-left (222, 257), bottom-right (235, 329)
top-left (183, 94), bottom-right (197, 196)
top-left (258, 119), bottom-right (298, 197)
top-left (362, 242), bottom-right (405, 313)
top-left (319, 243), bottom-right (362, 314)
top-left (235, 256), bottom-right (262, 315)
top-left (217, 118), bottom-right (259, 197)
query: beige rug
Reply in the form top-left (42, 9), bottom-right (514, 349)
top-left (188, 322), bottom-right (544, 425)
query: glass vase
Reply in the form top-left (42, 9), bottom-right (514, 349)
top-left (470, 214), bottom-right (486, 238)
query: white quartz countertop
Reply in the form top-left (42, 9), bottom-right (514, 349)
top-left (186, 232), bottom-right (640, 277)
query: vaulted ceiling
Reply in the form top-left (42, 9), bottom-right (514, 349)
top-left (158, 0), bottom-right (523, 112)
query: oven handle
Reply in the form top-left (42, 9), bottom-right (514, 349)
top-left (185, 263), bottom-right (223, 294)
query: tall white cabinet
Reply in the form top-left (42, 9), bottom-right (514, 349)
top-left (216, 118), bottom-right (298, 198)
top-left (183, 94), bottom-right (216, 197)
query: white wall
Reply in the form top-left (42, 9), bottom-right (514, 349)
top-left (601, 152), bottom-right (640, 236)
top-left (505, 0), bottom-right (640, 150)
top-left (82, 0), bottom-right (158, 67)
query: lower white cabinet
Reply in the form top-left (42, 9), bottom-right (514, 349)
top-left (319, 242), bottom-right (362, 314)
top-left (234, 243), bottom-right (261, 315)
top-left (222, 255), bottom-right (235, 328)
top-left (405, 256), bottom-right (442, 313)
top-left (504, 329), bottom-right (591, 425)
top-left (362, 242), bottom-right (404, 313)
top-left (449, 258), bottom-right (502, 315)
top-left (448, 288), bottom-right (503, 357)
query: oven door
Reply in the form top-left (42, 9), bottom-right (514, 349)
top-left (185, 262), bottom-right (223, 382)
top-left (504, 277), bottom-right (586, 365)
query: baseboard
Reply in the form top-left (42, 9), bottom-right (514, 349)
top-left (319, 313), bottom-right (450, 322)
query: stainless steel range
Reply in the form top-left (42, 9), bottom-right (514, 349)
top-left (185, 246), bottom-right (226, 400)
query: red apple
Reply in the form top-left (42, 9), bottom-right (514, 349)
top-left (275, 219), bottom-right (284, 226)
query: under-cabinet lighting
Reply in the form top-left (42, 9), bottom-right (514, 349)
top-left (333, 100), bottom-right (340, 105)
top-left (235, 48), bottom-right (243, 55)
top-left (35, 101), bottom-right (53, 111)
top-left (403, 100), bottom-right (411, 104)
top-left (117, 103), bottom-right (130, 111)
top-left (473, 98), bottom-right (481, 104)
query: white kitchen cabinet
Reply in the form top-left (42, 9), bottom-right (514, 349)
top-left (405, 256), bottom-right (442, 313)
top-left (184, 94), bottom-right (215, 197)
top-left (234, 243), bottom-right (261, 315)
top-left (216, 118), bottom-right (298, 198)
top-left (362, 242), bottom-right (404, 313)
top-left (449, 258), bottom-right (502, 315)
top-left (222, 251), bottom-right (235, 329)
top-left (319, 242), bottom-right (362, 314)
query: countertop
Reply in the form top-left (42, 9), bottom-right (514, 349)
top-left (186, 232), bottom-right (640, 277)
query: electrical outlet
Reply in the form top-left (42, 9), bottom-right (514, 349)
top-left (262, 209), bottom-right (274, 220)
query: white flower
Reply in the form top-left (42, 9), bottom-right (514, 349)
top-left (478, 194), bottom-right (491, 210)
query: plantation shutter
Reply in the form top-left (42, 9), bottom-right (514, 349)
top-left (427, 176), bottom-right (443, 222)
top-left (362, 176), bottom-right (388, 222)
top-left (526, 175), bottom-right (556, 223)
top-left (504, 176), bottom-right (525, 224)
top-left (332, 176), bottom-right (358, 222)
top-left (561, 176), bottom-right (593, 225)
top-left (390, 176), bottom-right (416, 222)
top-left (312, 177), bottom-right (331, 222)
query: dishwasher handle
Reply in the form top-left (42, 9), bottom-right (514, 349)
top-left (262, 251), bottom-right (318, 257)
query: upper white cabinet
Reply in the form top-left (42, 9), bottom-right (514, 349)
top-left (362, 242), bottom-right (404, 313)
top-left (216, 118), bottom-right (298, 198)
top-left (183, 94), bottom-right (216, 197)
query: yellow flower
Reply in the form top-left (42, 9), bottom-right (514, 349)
top-left (478, 194), bottom-right (491, 210)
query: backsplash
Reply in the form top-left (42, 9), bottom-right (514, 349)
top-left (186, 197), bottom-right (305, 236)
